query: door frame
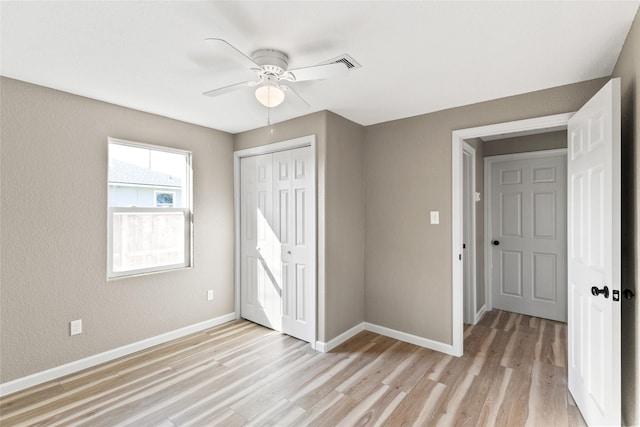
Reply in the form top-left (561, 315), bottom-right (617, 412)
top-left (483, 148), bottom-right (568, 316)
top-left (234, 135), bottom-right (317, 349)
top-left (451, 112), bottom-right (573, 356)
top-left (462, 142), bottom-right (478, 324)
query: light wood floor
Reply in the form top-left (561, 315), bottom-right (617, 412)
top-left (0, 310), bottom-right (587, 426)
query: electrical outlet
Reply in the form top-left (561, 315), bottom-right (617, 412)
top-left (207, 290), bottom-right (214, 301)
top-left (70, 319), bottom-right (82, 336)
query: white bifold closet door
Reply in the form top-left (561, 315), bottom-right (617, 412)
top-left (240, 146), bottom-right (315, 343)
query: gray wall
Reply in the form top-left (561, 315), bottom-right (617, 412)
top-left (483, 130), bottom-right (567, 157)
top-left (325, 112), bottom-right (365, 340)
top-left (0, 77), bottom-right (235, 383)
top-left (364, 77), bottom-right (608, 344)
top-left (234, 111), bottom-right (366, 343)
top-left (612, 9), bottom-right (640, 427)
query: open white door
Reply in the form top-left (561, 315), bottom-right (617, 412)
top-left (567, 78), bottom-right (621, 426)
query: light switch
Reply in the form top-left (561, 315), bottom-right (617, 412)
top-left (70, 319), bottom-right (82, 336)
top-left (430, 211), bottom-right (440, 225)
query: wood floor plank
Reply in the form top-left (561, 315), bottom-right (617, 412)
top-left (291, 390), bottom-right (345, 427)
top-left (381, 346), bottom-right (442, 393)
top-left (230, 353), bottom-right (336, 421)
top-left (384, 376), bottom-right (447, 426)
top-left (288, 340), bottom-right (394, 410)
top-left (0, 310), bottom-right (587, 427)
top-left (168, 342), bottom-right (310, 426)
top-left (526, 360), bottom-right (569, 427)
top-left (337, 340), bottom-right (414, 401)
top-left (500, 328), bottom-right (537, 373)
top-left (476, 366), bottom-right (514, 427)
top-left (243, 398), bottom-right (305, 427)
top-left (335, 383), bottom-right (404, 427)
top-left (492, 365), bottom-right (533, 426)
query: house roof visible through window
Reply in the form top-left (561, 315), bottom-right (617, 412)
top-left (108, 159), bottom-right (181, 188)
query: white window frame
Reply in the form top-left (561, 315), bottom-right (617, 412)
top-left (107, 138), bottom-right (192, 279)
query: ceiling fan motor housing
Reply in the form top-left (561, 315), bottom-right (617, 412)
top-left (252, 49), bottom-right (289, 76)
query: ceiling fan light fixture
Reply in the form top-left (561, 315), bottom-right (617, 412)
top-left (255, 84), bottom-right (285, 108)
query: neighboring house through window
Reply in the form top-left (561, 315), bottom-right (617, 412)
top-left (154, 191), bottom-right (175, 207)
top-left (107, 138), bottom-right (192, 278)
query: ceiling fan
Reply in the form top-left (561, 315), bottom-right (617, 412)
top-left (203, 38), bottom-right (349, 108)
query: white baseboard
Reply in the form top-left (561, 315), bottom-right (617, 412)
top-left (316, 321), bottom-right (456, 357)
top-left (2, 314), bottom-right (458, 396)
top-left (474, 305), bottom-right (486, 324)
top-left (316, 322), bottom-right (365, 353)
top-left (0, 312), bottom-right (236, 397)
top-left (364, 322), bottom-right (456, 356)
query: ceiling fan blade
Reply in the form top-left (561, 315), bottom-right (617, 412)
top-left (285, 62), bottom-right (348, 82)
top-left (205, 38), bottom-right (261, 70)
top-left (203, 80), bottom-right (256, 97)
top-left (280, 85), bottom-right (310, 109)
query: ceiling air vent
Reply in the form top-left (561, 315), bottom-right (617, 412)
top-left (324, 54), bottom-right (361, 70)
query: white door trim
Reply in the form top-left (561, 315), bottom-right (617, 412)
top-left (451, 112), bottom-right (573, 356)
top-left (234, 135), bottom-right (317, 349)
top-left (462, 142), bottom-right (477, 324)
top-left (483, 148), bottom-right (568, 315)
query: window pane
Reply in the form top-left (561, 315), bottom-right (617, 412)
top-left (109, 143), bottom-right (187, 208)
top-left (112, 210), bottom-right (185, 273)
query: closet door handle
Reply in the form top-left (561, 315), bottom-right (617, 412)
top-left (591, 286), bottom-right (609, 299)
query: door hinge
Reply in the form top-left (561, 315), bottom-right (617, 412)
top-left (459, 254), bottom-right (462, 261)
top-left (613, 290), bottom-right (620, 301)
top-left (463, 243), bottom-right (466, 249)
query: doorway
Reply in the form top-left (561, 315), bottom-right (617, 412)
top-left (234, 135), bottom-right (317, 347)
top-left (451, 113), bottom-right (573, 356)
top-left (453, 81), bottom-right (622, 425)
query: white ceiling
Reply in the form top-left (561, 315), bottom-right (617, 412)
top-left (1, 1), bottom-right (638, 134)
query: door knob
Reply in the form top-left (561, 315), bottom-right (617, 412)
top-left (591, 286), bottom-right (610, 298)
top-left (492, 240), bottom-right (500, 246)
top-left (622, 289), bottom-right (635, 300)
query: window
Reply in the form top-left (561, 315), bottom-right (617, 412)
top-left (108, 138), bottom-right (192, 278)
top-left (154, 191), bottom-right (175, 207)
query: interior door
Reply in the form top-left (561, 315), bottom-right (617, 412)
top-left (240, 154), bottom-right (281, 331)
top-left (567, 79), bottom-right (621, 426)
top-left (489, 152), bottom-right (567, 322)
top-left (274, 147), bottom-right (315, 341)
top-left (240, 146), bottom-right (315, 343)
